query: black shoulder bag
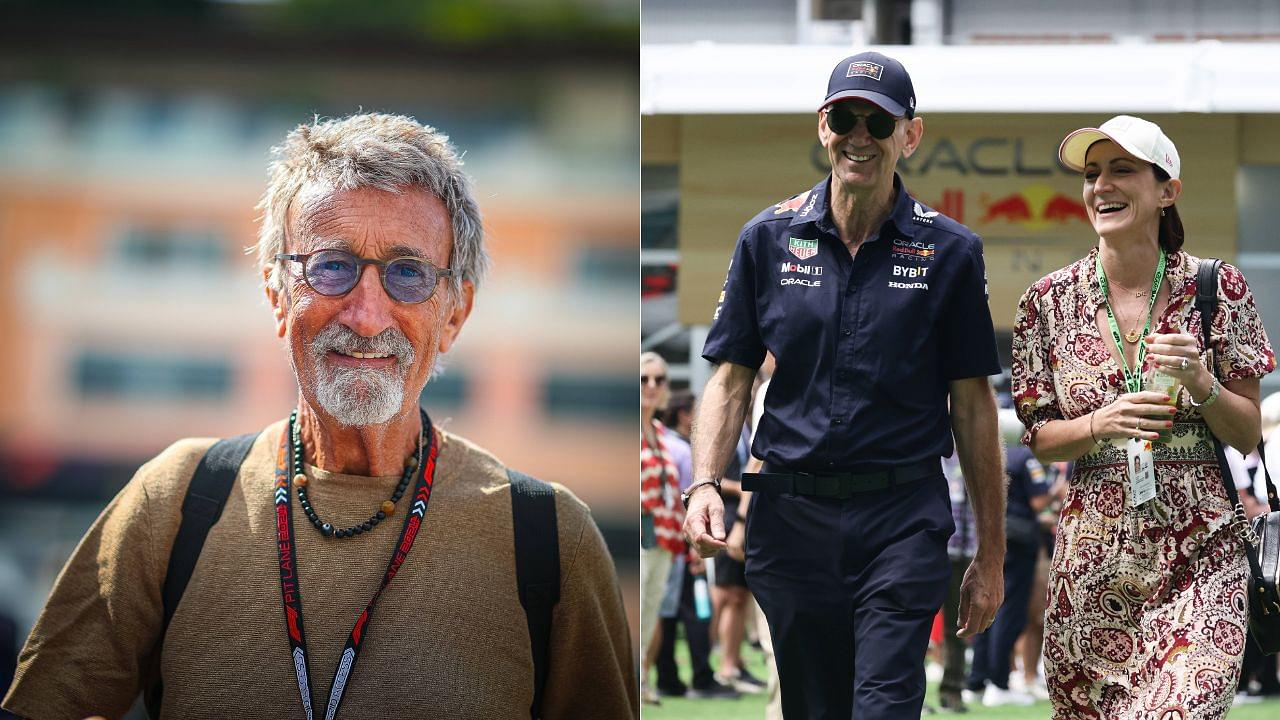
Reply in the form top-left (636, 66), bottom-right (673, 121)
top-left (148, 435), bottom-right (560, 718)
top-left (1196, 258), bottom-right (1280, 654)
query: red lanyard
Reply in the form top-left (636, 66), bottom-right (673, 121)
top-left (274, 412), bottom-right (439, 720)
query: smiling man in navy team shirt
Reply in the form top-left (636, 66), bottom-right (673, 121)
top-left (683, 51), bottom-right (1008, 719)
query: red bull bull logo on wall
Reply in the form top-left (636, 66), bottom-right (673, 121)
top-left (916, 185), bottom-right (1088, 234)
top-left (979, 185), bottom-right (1088, 230)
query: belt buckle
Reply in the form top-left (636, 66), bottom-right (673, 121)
top-left (834, 478), bottom-right (853, 500)
top-left (790, 471), bottom-right (819, 497)
top-left (811, 474), bottom-right (849, 499)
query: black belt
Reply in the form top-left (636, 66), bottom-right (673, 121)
top-left (743, 459), bottom-right (941, 499)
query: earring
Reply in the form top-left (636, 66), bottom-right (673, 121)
top-left (1160, 208), bottom-right (1166, 217)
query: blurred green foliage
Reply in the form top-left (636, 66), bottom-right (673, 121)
top-left (0, 0), bottom-right (639, 49)
top-left (275, 0), bottom-right (637, 46)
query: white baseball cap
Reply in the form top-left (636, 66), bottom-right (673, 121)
top-left (1058, 115), bottom-right (1180, 180)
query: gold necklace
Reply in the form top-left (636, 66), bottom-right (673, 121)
top-left (1109, 293), bottom-right (1148, 344)
top-left (1109, 280), bottom-right (1148, 299)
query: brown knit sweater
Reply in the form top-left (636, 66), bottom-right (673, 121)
top-left (3, 420), bottom-right (637, 719)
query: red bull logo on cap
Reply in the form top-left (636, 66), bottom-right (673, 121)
top-left (979, 185), bottom-right (1087, 230)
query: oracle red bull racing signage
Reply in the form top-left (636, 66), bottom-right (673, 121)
top-left (899, 137), bottom-right (1088, 235)
top-left (807, 134), bottom-right (1091, 235)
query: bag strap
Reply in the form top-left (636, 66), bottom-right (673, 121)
top-left (1195, 259), bottom-right (1253, 517)
top-left (1196, 259), bottom-right (1280, 514)
top-left (147, 432), bottom-right (260, 718)
top-left (1195, 258), bottom-right (1221, 364)
top-left (162, 432), bottom-right (261, 627)
top-left (508, 468), bottom-right (561, 720)
top-left (1194, 261), bottom-right (1279, 606)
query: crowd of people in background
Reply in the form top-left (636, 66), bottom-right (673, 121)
top-left (641, 350), bottom-right (1280, 713)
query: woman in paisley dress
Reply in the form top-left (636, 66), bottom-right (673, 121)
top-left (1011, 115), bottom-right (1275, 719)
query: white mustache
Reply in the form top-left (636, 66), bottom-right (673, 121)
top-left (310, 323), bottom-right (415, 365)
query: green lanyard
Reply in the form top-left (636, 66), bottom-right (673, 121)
top-left (1096, 248), bottom-right (1167, 394)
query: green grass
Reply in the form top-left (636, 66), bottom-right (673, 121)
top-left (645, 639), bottom-right (1280, 719)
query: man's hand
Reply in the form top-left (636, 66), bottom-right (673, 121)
top-left (683, 485), bottom-right (728, 557)
top-left (956, 554), bottom-right (1004, 638)
top-left (948, 376), bottom-right (1005, 638)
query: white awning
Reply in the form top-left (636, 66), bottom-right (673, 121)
top-left (640, 42), bottom-right (1280, 115)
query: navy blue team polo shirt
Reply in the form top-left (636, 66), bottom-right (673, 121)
top-left (703, 173), bottom-right (1000, 473)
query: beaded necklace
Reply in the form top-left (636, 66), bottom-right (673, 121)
top-left (289, 410), bottom-right (423, 538)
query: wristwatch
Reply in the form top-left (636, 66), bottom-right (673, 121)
top-left (681, 478), bottom-right (722, 509)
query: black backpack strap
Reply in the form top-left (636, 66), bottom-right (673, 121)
top-left (162, 432), bottom-right (261, 627)
top-left (508, 468), bottom-right (560, 719)
top-left (147, 431), bottom-right (259, 718)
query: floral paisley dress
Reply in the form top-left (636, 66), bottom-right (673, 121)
top-left (1012, 249), bottom-right (1275, 719)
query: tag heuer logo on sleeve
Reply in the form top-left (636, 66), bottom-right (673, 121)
top-left (788, 237), bottom-right (819, 260)
top-left (846, 61), bottom-right (884, 81)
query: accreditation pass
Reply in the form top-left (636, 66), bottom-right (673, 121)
top-left (1126, 437), bottom-right (1156, 506)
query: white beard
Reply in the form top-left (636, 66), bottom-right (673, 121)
top-left (314, 364), bottom-right (407, 427)
top-left (305, 322), bottom-right (419, 427)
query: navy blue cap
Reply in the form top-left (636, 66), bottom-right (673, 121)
top-left (820, 51), bottom-right (916, 118)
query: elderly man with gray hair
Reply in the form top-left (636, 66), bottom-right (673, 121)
top-left (2, 113), bottom-right (636, 720)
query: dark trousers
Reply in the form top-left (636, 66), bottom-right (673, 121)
top-left (966, 538), bottom-right (1038, 691)
top-left (745, 475), bottom-right (954, 720)
top-left (655, 563), bottom-right (715, 690)
top-left (940, 555), bottom-right (971, 696)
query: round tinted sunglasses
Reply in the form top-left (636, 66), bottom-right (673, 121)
top-left (824, 104), bottom-right (899, 139)
top-left (276, 249), bottom-right (454, 304)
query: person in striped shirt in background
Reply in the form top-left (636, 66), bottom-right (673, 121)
top-left (641, 351), bottom-right (686, 705)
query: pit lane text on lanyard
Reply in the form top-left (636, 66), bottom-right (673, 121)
top-left (274, 413), bottom-right (439, 720)
top-left (1096, 248), bottom-right (1165, 507)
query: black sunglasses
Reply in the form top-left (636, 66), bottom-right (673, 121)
top-left (824, 104), bottom-right (899, 139)
top-left (641, 374), bottom-right (668, 387)
top-left (276, 249), bottom-right (454, 304)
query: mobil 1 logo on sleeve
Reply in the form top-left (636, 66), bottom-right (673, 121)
top-left (889, 264), bottom-right (929, 290)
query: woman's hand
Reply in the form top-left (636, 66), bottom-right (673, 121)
top-left (1144, 332), bottom-right (1214, 400)
top-left (1091, 391), bottom-right (1176, 442)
